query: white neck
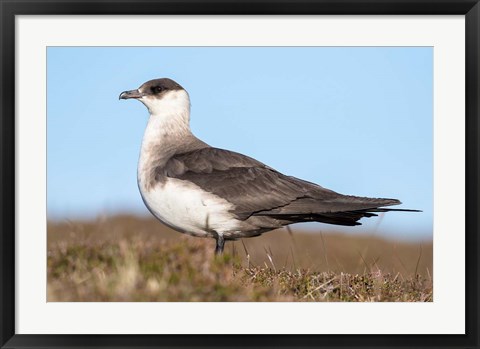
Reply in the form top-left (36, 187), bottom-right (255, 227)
top-left (137, 90), bottom-right (196, 188)
top-left (140, 89), bottom-right (192, 146)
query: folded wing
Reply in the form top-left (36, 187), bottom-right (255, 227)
top-left (161, 147), bottom-right (405, 226)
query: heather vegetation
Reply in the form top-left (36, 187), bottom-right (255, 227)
top-left (48, 215), bottom-right (432, 302)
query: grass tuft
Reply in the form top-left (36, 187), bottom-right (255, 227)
top-left (48, 215), bottom-right (433, 302)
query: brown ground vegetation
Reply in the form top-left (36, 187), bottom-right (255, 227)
top-left (48, 215), bottom-right (432, 302)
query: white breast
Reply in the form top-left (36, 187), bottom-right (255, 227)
top-left (139, 178), bottom-right (242, 238)
top-left (136, 90), bottom-right (243, 238)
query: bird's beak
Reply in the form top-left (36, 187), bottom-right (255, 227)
top-left (119, 89), bottom-right (145, 100)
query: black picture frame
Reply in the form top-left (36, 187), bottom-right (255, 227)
top-left (1, 0), bottom-right (479, 348)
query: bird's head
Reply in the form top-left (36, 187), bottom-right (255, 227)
top-left (119, 78), bottom-right (190, 116)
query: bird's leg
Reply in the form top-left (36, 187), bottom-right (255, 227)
top-left (215, 234), bottom-right (225, 255)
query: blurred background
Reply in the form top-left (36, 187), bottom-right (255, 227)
top-left (47, 48), bottom-right (433, 301)
top-left (47, 46), bottom-right (432, 241)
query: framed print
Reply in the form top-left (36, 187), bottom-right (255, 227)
top-left (1, 1), bottom-right (479, 348)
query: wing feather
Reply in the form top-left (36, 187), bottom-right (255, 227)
top-left (161, 148), bottom-right (400, 221)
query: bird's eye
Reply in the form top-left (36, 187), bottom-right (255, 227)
top-left (154, 86), bottom-right (163, 93)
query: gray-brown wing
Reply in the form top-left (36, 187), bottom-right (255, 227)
top-left (162, 148), bottom-right (316, 218)
top-left (161, 148), bottom-right (400, 220)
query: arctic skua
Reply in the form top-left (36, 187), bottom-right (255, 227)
top-left (120, 78), bottom-right (418, 255)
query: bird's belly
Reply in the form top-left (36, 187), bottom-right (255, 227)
top-left (139, 177), bottom-right (241, 237)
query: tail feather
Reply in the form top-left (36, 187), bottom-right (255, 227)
top-left (253, 198), bottom-right (420, 227)
top-left (356, 208), bottom-right (422, 213)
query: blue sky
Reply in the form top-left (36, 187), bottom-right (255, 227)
top-left (47, 47), bottom-right (432, 240)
